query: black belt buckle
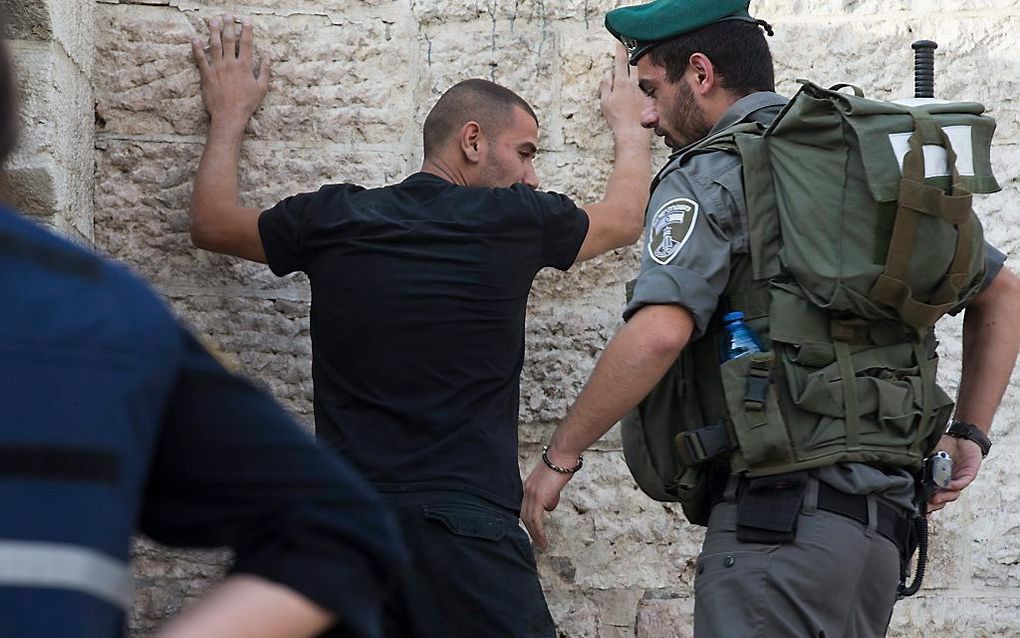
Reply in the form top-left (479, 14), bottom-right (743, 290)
top-left (736, 472), bottom-right (808, 543)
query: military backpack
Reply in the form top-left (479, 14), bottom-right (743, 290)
top-left (622, 80), bottom-right (998, 525)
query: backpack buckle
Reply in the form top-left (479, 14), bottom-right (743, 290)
top-left (675, 421), bottom-right (735, 466)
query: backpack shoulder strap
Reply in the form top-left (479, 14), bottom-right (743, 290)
top-left (733, 132), bottom-right (781, 282)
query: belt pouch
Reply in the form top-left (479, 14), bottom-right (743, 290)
top-left (736, 472), bottom-right (808, 543)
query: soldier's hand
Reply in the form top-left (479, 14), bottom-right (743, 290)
top-left (521, 454), bottom-right (574, 551)
top-left (928, 434), bottom-right (983, 513)
top-left (192, 14), bottom-right (270, 132)
top-left (600, 43), bottom-right (650, 142)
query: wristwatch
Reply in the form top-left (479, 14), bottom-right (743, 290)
top-left (946, 420), bottom-right (992, 458)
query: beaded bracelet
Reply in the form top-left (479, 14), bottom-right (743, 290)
top-left (542, 446), bottom-right (584, 474)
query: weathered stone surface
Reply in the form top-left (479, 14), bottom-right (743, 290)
top-left (528, 450), bottom-right (702, 592)
top-left (3, 0), bottom-right (93, 71)
top-left (172, 0), bottom-right (404, 14)
top-left (1, 0), bottom-right (51, 41)
top-left (890, 594), bottom-right (1020, 637)
top-left (130, 539), bottom-right (230, 636)
top-left (415, 21), bottom-right (559, 127)
top-left (409, 0), bottom-right (621, 25)
top-left (168, 293), bottom-right (316, 422)
top-left (770, 15), bottom-right (1020, 140)
top-left (635, 591), bottom-right (694, 638)
top-left (965, 452), bottom-right (1020, 589)
top-left (95, 4), bottom-right (418, 146)
top-left (48, 0), bottom-right (94, 73)
top-left (765, 0), bottom-right (1020, 14)
top-left (2, 39), bottom-right (93, 238)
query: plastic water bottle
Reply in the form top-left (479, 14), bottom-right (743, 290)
top-left (721, 311), bottom-right (763, 361)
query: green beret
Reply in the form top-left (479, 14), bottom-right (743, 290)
top-left (606, 0), bottom-right (768, 64)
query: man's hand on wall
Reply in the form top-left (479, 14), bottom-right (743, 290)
top-left (192, 14), bottom-right (271, 135)
top-left (600, 43), bottom-right (650, 145)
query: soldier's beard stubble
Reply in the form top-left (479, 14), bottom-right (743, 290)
top-left (667, 78), bottom-right (713, 150)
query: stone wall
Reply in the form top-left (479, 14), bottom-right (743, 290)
top-left (7, 0), bottom-right (1020, 635)
top-left (1, 0), bottom-right (94, 242)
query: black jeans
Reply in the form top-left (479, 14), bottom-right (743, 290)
top-left (379, 490), bottom-right (555, 638)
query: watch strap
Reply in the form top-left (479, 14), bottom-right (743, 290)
top-left (946, 420), bottom-right (992, 458)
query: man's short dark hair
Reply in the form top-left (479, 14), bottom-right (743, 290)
top-left (645, 20), bottom-right (775, 97)
top-left (422, 79), bottom-right (538, 157)
top-left (0, 23), bottom-right (16, 165)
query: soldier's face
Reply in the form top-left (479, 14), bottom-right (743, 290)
top-left (637, 58), bottom-right (712, 150)
top-left (476, 106), bottom-right (541, 189)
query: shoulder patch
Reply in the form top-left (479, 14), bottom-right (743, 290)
top-left (647, 198), bottom-right (699, 265)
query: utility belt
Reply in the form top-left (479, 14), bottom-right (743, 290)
top-left (708, 470), bottom-right (921, 592)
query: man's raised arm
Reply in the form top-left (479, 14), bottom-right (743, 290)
top-left (575, 45), bottom-right (652, 262)
top-left (189, 13), bottom-right (270, 263)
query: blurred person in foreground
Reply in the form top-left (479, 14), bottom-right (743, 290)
top-left (0, 22), bottom-right (406, 638)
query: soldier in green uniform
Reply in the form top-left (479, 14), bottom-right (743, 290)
top-left (522, 1), bottom-right (1020, 636)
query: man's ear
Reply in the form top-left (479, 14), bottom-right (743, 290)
top-left (459, 121), bottom-right (484, 164)
top-left (687, 52), bottom-right (717, 96)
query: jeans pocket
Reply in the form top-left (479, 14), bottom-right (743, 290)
top-left (423, 502), bottom-right (506, 542)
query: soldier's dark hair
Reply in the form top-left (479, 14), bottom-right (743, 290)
top-left (0, 23), bottom-right (17, 165)
top-left (423, 79), bottom-right (538, 157)
top-left (645, 20), bottom-right (775, 97)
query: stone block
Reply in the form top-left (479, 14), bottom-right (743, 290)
top-left (168, 294), bottom-right (315, 423)
top-left (556, 31), bottom-right (622, 153)
top-left (546, 589), bottom-right (601, 637)
top-left (765, 0), bottom-right (1020, 14)
top-left (2, 41), bottom-right (93, 238)
top-left (635, 591), bottom-right (694, 638)
top-left (978, 144), bottom-right (1020, 258)
top-left (130, 537), bottom-right (230, 636)
top-left (520, 301), bottom-right (619, 428)
top-left (48, 0), bottom-right (94, 74)
top-left (965, 448), bottom-right (1020, 589)
top-left (95, 4), bottom-right (418, 145)
top-left (4, 0), bottom-right (94, 71)
top-left (172, 0), bottom-right (402, 14)
top-left (890, 594), bottom-right (1020, 637)
top-left (2, 0), bottom-right (51, 42)
top-left (922, 506), bottom-right (970, 591)
top-left (415, 21), bottom-right (559, 128)
top-left (531, 450), bottom-right (703, 591)
top-left (410, 0), bottom-right (620, 24)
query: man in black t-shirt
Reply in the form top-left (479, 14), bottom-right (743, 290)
top-left (189, 13), bottom-right (651, 637)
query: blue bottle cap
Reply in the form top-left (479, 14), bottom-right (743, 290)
top-left (723, 311), bottom-right (744, 323)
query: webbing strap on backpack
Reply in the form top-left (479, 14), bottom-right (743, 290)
top-left (868, 114), bottom-right (977, 329)
top-left (833, 340), bottom-right (861, 448)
